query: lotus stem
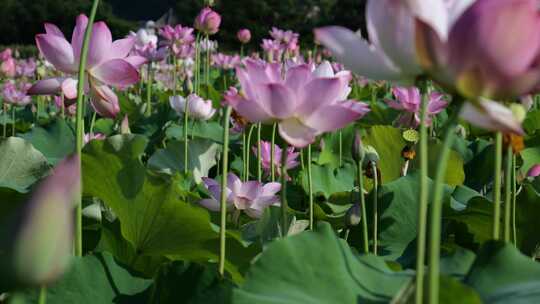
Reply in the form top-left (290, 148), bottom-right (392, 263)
top-left (512, 154), bottom-right (517, 245)
top-left (242, 131), bottom-right (247, 181)
top-left (271, 122), bottom-right (277, 181)
top-left (257, 122), bottom-right (262, 182)
top-left (339, 130), bottom-right (343, 167)
top-left (183, 95), bottom-right (190, 175)
top-left (504, 145), bottom-right (512, 242)
top-left (493, 132), bottom-right (503, 240)
top-left (357, 159), bottom-right (369, 254)
top-left (74, 0), bottom-right (100, 257)
top-left (38, 286), bottom-right (47, 304)
top-left (307, 144), bottom-right (314, 230)
top-left (371, 161), bottom-right (378, 255)
top-left (281, 143), bottom-right (289, 235)
top-left (218, 105), bottom-right (232, 276)
top-left (245, 124), bottom-right (255, 180)
top-left (145, 62), bottom-right (153, 116)
top-left (11, 105), bottom-right (15, 137)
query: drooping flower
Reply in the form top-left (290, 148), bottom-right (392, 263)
top-left (314, 0), bottom-right (421, 82)
top-left (28, 15), bottom-right (145, 118)
top-left (199, 173), bottom-right (281, 219)
top-left (2, 81), bottom-right (32, 106)
top-left (386, 86), bottom-right (448, 128)
top-left (225, 59), bottom-right (370, 148)
top-left (169, 94), bottom-right (216, 121)
top-left (253, 141), bottom-right (300, 178)
top-left (237, 29), bottom-right (251, 44)
top-left (194, 7), bottom-right (221, 35)
top-left (414, 0), bottom-right (540, 100)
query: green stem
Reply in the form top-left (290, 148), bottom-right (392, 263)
top-left (257, 123), bottom-right (262, 182)
top-left (195, 34), bottom-right (201, 94)
top-left (242, 132), bottom-right (247, 181)
top-left (219, 106), bottom-right (232, 277)
top-left (357, 160), bottom-right (369, 254)
top-left (172, 57), bottom-right (178, 95)
top-left (427, 108), bottom-right (460, 304)
top-left (11, 105), bottom-right (15, 137)
top-left (281, 143), bottom-right (289, 235)
top-left (504, 145), bottom-right (512, 242)
top-left (372, 161), bottom-right (378, 255)
top-left (206, 34), bottom-right (210, 86)
top-left (339, 131), bottom-right (343, 167)
top-left (3, 103), bottom-right (6, 138)
top-left (512, 155), bottom-right (517, 245)
top-left (60, 92), bottom-right (65, 119)
top-left (307, 144), bottom-right (314, 230)
top-left (246, 124), bottom-right (255, 180)
top-left (38, 286), bottom-right (47, 304)
top-left (493, 132), bottom-right (503, 240)
top-left (74, 0), bottom-right (100, 257)
top-left (89, 111), bottom-right (97, 135)
top-left (183, 97), bottom-right (190, 175)
top-left (271, 123), bottom-right (277, 181)
top-left (415, 90), bottom-right (430, 304)
top-left (145, 62), bottom-right (153, 116)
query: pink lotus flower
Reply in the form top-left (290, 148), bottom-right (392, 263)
top-left (414, 0), bottom-right (540, 99)
top-left (315, 0), bottom-right (421, 82)
top-left (194, 7), bottom-right (221, 35)
top-left (199, 173), bottom-right (281, 218)
top-left (28, 15), bottom-right (145, 118)
top-left (159, 25), bottom-right (195, 58)
top-left (459, 99), bottom-right (524, 135)
top-left (2, 81), bottom-right (32, 106)
top-left (252, 141), bottom-right (300, 178)
top-left (527, 164), bottom-right (540, 178)
top-left (212, 53), bottom-right (241, 70)
top-left (134, 42), bottom-right (168, 62)
top-left (225, 59), bottom-right (370, 147)
top-left (237, 29), bottom-right (251, 44)
top-left (84, 132), bottom-right (106, 145)
top-left (386, 86), bottom-right (448, 128)
top-left (169, 94), bottom-right (216, 121)
top-left (16, 59), bottom-right (37, 78)
top-left (1, 57), bottom-right (16, 78)
top-left (54, 96), bottom-right (77, 117)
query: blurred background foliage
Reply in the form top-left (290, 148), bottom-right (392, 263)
top-left (0, 0), bottom-right (367, 51)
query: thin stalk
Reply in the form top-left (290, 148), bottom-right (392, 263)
top-left (74, 0), bottom-right (100, 257)
top-left (300, 148), bottom-right (305, 171)
top-left (307, 144), bottom-right (314, 230)
top-left (339, 131), bottom-right (343, 167)
top-left (246, 124), bottom-right (255, 180)
top-left (60, 92), bottom-right (65, 119)
top-left (206, 34), bottom-right (210, 86)
top-left (38, 286), bottom-right (47, 304)
top-left (89, 111), bottom-right (97, 135)
top-left (3, 103), bottom-right (6, 138)
top-left (11, 105), bottom-right (15, 137)
top-left (371, 161), bottom-right (378, 255)
top-left (195, 34), bottom-right (201, 94)
top-left (172, 57), bottom-right (178, 95)
top-left (145, 62), bottom-right (153, 116)
top-left (427, 109), bottom-right (460, 304)
top-left (257, 123), bottom-right (262, 182)
top-left (493, 132), bottom-right (503, 240)
top-left (504, 145), bottom-right (512, 242)
top-left (218, 105), bottom-right (232, 277)
top-left (183, 97), bottom-right (190, 175)
top-left (415, 90), bottom-right (430, 304)
top-left (357, 160), bottom-right (369, 253)
top-left (512, 154), bottom-right (517, 245)
top-left (271, 123), bottom-right (277, 181)
top-left (281, 144), bottom-right (289, 235)
top-left (242, 132), bottom-right (247, 181)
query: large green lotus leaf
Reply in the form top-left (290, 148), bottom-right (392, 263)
top-left (233, 222), bottom-right (412, 304)
top-left (444, 197), bottom-right (492, 251)
top-left (0, 137), bottom-right (50, 192)
top-left (20, 119), bottom-right (75, 165)
top-left (82, 134), bottom-right (256, 282)
top-left (148, 139), bottom-right (221, 183)
top-left (22, 252), bottom-right (152, 303)
top-left (523, 109), bottom-right (540, 134)
top-left (520, 146), bottom-right (540, 177)
top-left (514, 185), bottom-right (540, 254)
top-left (465, 241), bottom-right (540, 303)
top-left (166, 121), bottom-right (229, 144)
top-left (410, 139), bottom-right (465, 186)
top-left (362, 125), bottom-right (405, 184)
top-left (316, 124), bottom-right (355, 168)
top-left (299, 163), bottom-right (355, 199)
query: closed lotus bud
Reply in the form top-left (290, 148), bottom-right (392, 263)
top-left (345, 204), bottom-right (361, 227)
top-left (120, 115), bottom-right (131, 134)
top-left (0, 155), bottom-right (80, 287)
top-left (169, 94), bottom-right (216, 121)
top-left (194, 7), bottom-right (221, 35)
top-left (527, 164), bottom-right (540, 178)
top-left (237, 29), bottom-right (251, 44)
top-left (362, 145), bottom-right (379, 168)
top-left (352, 131), bottom-right (365, 163)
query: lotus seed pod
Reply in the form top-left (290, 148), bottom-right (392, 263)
top-left (345, 204), bottom-right (361, 227)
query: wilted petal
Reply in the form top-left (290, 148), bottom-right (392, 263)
top-left (460, 99), bottom-right (524, 135)
top-left (35, 34), bottom-right (76, 73)
top-left (91, 59), bottom-right (140, 87)
top-left (314, 26), bottom-right (401, 81)
top-left (278, 118), bottom-right (318, 148)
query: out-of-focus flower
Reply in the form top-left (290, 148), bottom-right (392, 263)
top-left (84, 132), bottom-right (106, 145)
top-left (414, 0), bottom-right (540, 100)
top-left (28, 15), bottom-right (145, 118)
top-left (386, 86), bottom-right (448, 128)
top-left (225, 59), bottom-right (370, 147)
top-left (460, 99), bottom-right (524, 135)
top-left (253, 141), bottom-right (300, 178)
top-left (261, 39), bottom-right (283, 62)
top-left (130, 28), bottom-right (158, 48)
top-left (1, 51), bottom-right (16, 78)
top-left (2, 81), bottom-right (32, 106)
top-left (134, 42), bottom-right (168, 62)
top-left (169, 94), bottom-right (216, 121)
top-left (54, 96), bottom-right (77, 117)
top-left (159, 24), bottom-right (195, 58)
top-left (194, 7), bottom-right (221, 35)
top-left (527, 164), bottom-right (540, 178)
top-left (212, 53), bottom-right (241, 70)
top-left (199, 173), bottom-right (281, 218)
top-left (0, 155), bottom-right (80, 286)
top-left (315, 0), bottom-right (421, 82)
top-left (199, 38), bottom-right (218, 53)
top-left (237, 29), bottom-right (251, 44)
top-left (16, 59), bottom-right (37, 78)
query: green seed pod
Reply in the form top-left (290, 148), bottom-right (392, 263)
top-left (362, 145), bottom-right (379, 168)
top-left (345, 204), bottom-right (361, 227)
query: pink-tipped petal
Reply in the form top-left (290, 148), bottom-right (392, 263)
top-left (35, 34), bottom-right (76, 74)
top-left (28, 77), bottom-right (64, 95)
top-left (72, 14), bottom-right (89, 63)
top-left (297, 77), bottom-right (342, 116)
top-left (314, 26), bottom-right (400, 81)
top-left (256, 83), bottom-right (296, 119)
top-left (278, 118), bottom-right (318, 148)
top-left (527, 164), bottom-right (540, 178)
top-left (87, 21), bottom-right (113, 67)
top-left (285, 64), bottom-right (312, 93)
top-left (405, 0), bottom-right (450, 40)
top-left (91, 59), bottom-right (140, 87)
top-left (124, 56), bottom-right (147, 68)
top-left (305, 101), bottom-right (368, 133)
top-left (107, 37), bottom-right (136, 60)
top-left (44, 23), bottom-right (65, 38)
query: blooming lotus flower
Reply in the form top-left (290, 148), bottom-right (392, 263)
top-left (2, 81), bottom-right (32, 106)
top-left (199, 173), bottom-right (281, 218)
top-left (194, 7), bottom-right (221, 35)
top-left (314, 0), bottom-right (421, 82)
top-left (253, 141), bottom-right (300, 178)
top-left (414, 0), bottom-right (540, 100)
top-left (225, 59), bottom-right (370, 147)
top-left (130, 28), bottom-right (158, 48)
top-left (386, 86), bottom-right (448, 128)
top-left (28, 15), bottom-right (145, 118)
top-left (527, 164), bottom-right (540, 178)
top-left (212, 53), bottom-right (241, 70)
top-left (169, 94), bottom-right (216, 121)
top-left (0, 155), bottom-right (79, 286)
top-left (0, 48), bottom-right (12, 61)
top-left (237, 29), bottom-right (251, 44)
top-left (134, 42), bottom-right (168, 63)
top-left (16, 59), bottom-right (37, 78)
top-left (199, 38), bottom-right (218, 53)
top-left (1, 56), bottom-right (16, 78)
top-left (459, 99), bottom-right (524, 135)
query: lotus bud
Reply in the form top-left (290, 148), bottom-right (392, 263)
top-left (120, 115), bottom-right (131, 134)
top-left (352, 130), bottom-right (365, 163)
top-left (237, 29), bottom-right (251, 44)
top-left (527, 164), bottom-right (540, 178)
top-left (194, 7), bottom-right (221, 35)
top-left (345, 204), bottom-right (361, 227)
